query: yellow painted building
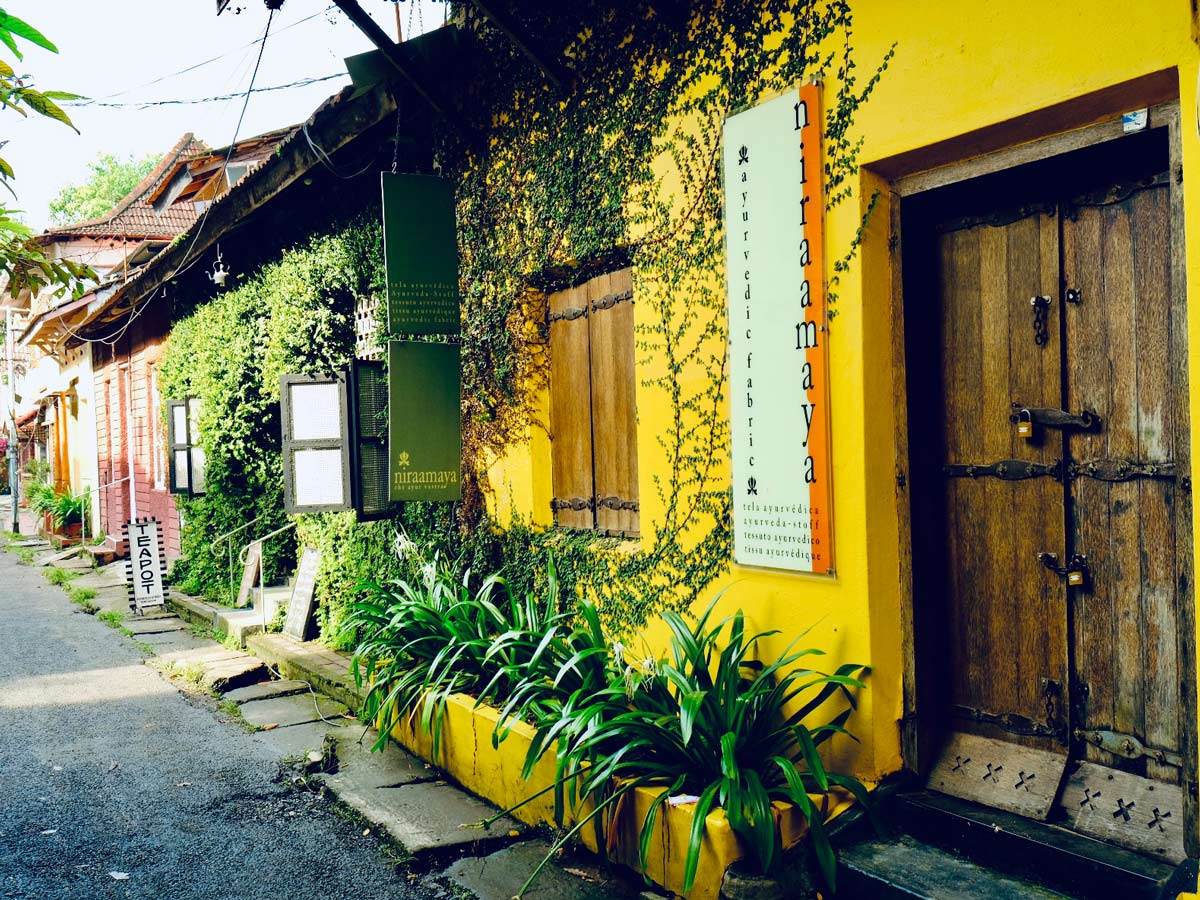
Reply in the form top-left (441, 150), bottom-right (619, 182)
top-left (477, 2), bottom-right (1200, 894)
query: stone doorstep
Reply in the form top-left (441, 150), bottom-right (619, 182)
top-left (168, 593), bottom-right (219, 629)
top-left (166, 594), bottom-right (264, 648)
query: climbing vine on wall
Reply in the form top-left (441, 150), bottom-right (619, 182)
top-left (158, 1), bottom-right (892, 643)
top-left (433, 0), bottom-right (893, 633)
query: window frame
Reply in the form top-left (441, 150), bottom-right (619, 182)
top-left (280, 372), bottom-right (354, 515)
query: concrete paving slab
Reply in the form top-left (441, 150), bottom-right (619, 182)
top-left (201, 656), bottom-right (267, 693)
top-left (224, 679), bottom-right (311, 704)
top-left (444, 840), bottom-right (636, 900)
top-left (124, 617), bottom-right (188, 635)
top-left (239, 693), bottom-right (350, 729)
top-left (345, 781), bottom-right (523, 857)
top-left (324, 731), bottom-right (432, 790)
top-left (254, 720), bottom-right (351, 759)
top-left (135, 629), bottom-right (211, 652)
top-left (46, 546), bottom-right (85, 563)
top-left (158, 646), bottom-right (247, 666)
top-left (9, 538), bottom-right (49, 548)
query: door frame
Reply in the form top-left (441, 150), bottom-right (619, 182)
top-left (882, 98), bottom-right (1196, 853)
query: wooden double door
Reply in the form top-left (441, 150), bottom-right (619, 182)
top-left (912, 132), bottom-right (1194, 862)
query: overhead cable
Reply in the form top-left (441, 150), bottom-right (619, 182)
top-left (89, 5), bottom-right (336, 102)
top-left (61, 9), bottom-right (278, 347)
top-left (67, 73), bottom-right (344, 110)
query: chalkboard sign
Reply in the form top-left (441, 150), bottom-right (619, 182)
top-left (283, 546), bottom-right (321, 641)
top-left (236, 541), bottom-right (261, 608)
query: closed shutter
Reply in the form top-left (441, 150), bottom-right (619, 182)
top-left (587, 269), bottom-right (639, 536)
top-left (352, 359), bottom-right (391, 520)
top-left (548, 281), bottom-right (595, 529)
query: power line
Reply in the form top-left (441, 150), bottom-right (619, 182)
top-left (90, 5), bottom-right (337, 102)
top-left (67, 74), bottom-right (345, 110)
top-left (62, 9), bottom-right (279, 348)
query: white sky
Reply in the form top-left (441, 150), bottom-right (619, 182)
top-left (4, 1), bottom-right (447, 231)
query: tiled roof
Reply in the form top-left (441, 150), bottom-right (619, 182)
top-left (42, 133), bottom-right (210, 241)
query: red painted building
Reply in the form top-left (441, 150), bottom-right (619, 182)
top-left (42, 129), bottom-right (295, 558)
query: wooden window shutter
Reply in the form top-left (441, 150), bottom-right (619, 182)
top-left (586, 268), bottom-right (639, 536)
top-left (167, 398), bottom-right (206, 497)
top-left (187, 398), bottom-right (207, 495)
top-left (350, 359), bottom-right (392, 520)
top-left (166, 400), bottom-right (190, 495)
top-left (280, 373), bottom-right (353, 514)
top-left (548, 281), bottom-right (596, 529)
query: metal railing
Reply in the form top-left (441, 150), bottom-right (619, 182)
top-left (238, 520), bottom-right (297, 626)
top-left (78, 476), bottom-right (132, 544)
top-left (211, 515), bottom-right (265, 604)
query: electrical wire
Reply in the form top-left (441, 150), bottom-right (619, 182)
top-left (60, 8), bottom-right (278, 348)
top-left (302, 121), bottom-right (377, 180)
top-left (89, 5), bottom-right (336, 102)
top-left (67, 74), bottom-right (345, 110)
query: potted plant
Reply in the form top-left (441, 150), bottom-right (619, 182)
top-left (49, 488), bottom-right (85, 541)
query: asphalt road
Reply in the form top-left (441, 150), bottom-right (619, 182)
top-left (0, 548), bottom-right (432, 900)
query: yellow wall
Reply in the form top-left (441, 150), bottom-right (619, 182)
top-left (486, 0), bottom-right (1200, 792)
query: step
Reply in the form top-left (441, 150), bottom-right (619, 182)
top-left (167, 594), bottom-right (265, 647)
top-left (886, 791), bottom-right (1196, 900)
top-left (246, 632), bottom-right (362, 714)
top-left (840, 835), bottom-right (1074, 899)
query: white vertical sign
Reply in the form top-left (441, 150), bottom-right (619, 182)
top-left (125, 518), bottom-right (167, 611)
top-left (723, 85), bottom-right (834, 574)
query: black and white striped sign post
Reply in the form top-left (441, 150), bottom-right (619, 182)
top-left (124, 517), bottom-right (169, 614)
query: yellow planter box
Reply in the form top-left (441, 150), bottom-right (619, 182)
top-left (386, 693), bottom-right (852, 900)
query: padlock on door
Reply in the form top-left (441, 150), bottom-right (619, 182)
top-left (1016, 408), bottom-right (1035, 439)
top-left (1067, 554), bottom-right (1089, 589)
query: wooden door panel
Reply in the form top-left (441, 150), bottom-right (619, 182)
top-left (1064, 181), bottom-right (1185, 784)
top-left (938, 210), bottom-right (1067, 746)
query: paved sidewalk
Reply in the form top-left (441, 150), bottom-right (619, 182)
top-left (0, 543), bottom-right (435, 900)
top-left (1, 539), bottom-right (643, 900)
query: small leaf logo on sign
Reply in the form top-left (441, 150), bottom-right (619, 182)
top-left (398, 451), bottom-right (411, 468)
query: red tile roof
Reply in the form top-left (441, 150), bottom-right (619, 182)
top-left (42, 133), bottom-right (211, 241)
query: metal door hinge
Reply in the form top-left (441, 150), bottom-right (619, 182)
top-left (943, 459), bottom-right (1062, 481)
top-left (550, 496), bottom-right (594, 512)
top-left (1074, 729), bottom-right (1183, 769)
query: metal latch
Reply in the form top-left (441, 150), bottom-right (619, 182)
top-left (1011, 402), bottom-right (1101, 434)
top-left (1075, 729), bottom-right (1183, 768)
top-left (1038, 552), bottom-right (1090, 589)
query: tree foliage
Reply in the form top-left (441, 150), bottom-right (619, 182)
top-left (0, 9), bottom-right (93, 300)
top-left (48, 152), bottom-right (158, 226)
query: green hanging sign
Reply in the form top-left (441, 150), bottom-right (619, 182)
top-left (388, 340), bottom-right (461, 502)
top-left (382, 174), bottom-right (460, 335)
